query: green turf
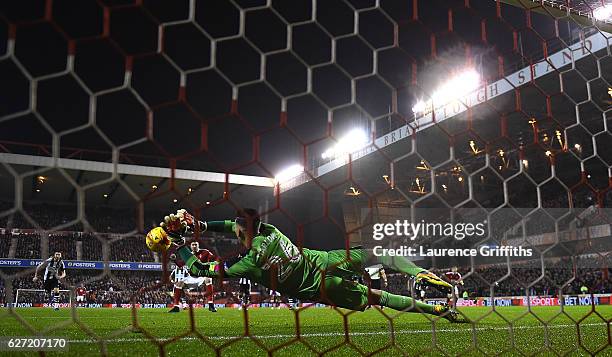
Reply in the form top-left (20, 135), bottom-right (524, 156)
top-left (0, 306), bottom-right (610, 356)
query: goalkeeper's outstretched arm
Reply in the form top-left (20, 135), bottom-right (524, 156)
top-left (160, 210), bottom-right (235, 238)
top-left (199, 220), bottom-right (235, 234)
top-left (176, 245), bottom-right (255, 279)
top-left (176, 246), bottom-right (219, 278)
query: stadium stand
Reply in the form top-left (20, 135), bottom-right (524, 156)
top-left (2, 194), bottom-right (612, 304)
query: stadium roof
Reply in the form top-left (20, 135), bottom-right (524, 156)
top-left (0, 155), bottom-right (272, 214)
top-left (1, 0), bottom-right (610, 215)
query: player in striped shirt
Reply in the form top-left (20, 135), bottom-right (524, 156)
top-left (33, 252), bottom-right (66, 311)
top-left (238, 277), bottom-right (251, 310)
top-left (169, 264), bottom-right (190, 312)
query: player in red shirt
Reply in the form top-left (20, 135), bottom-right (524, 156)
top-left (75, 285), bottom-right (87, 307)
top-left (444, 268), bottom-right (463, 308)
top-left (192, 241), bottom-right (215, 263)
top-left (190, 241), bottom-right (217, 312)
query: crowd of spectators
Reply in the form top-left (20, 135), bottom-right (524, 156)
top-left (4, 231), bottom-right (238, 263)
top-left (0, 202), bottom-right (146, 233)
top-left (109, 236), bottom-right (154, 262)
top-left (460, 258), bottom-right (612, 297)
top-left (1, 199), bottom-right (611, 306)
top-left (15, 233), bottom-right (40, 259)
top-left (383, 257), bottom-right (612, 298)
top-left (1, 201), bottom-right (241, 262)
top-left (5, 232), bottom-right (155, 262)
top-left (1, 202), bottom-right (80, 231)
top-left (11, 232), bottom-right (80, 260)
top-left (49, 233), bottom-right (77, 260)
top-left (2, 262), bottom-right (610, 306)
top-left (0, 234), bottom-right (10, 257)
top-left (80, 233), bottom-right (102, 261)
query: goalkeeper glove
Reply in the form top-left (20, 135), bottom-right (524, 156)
top-left (160, 209), bottom-right (187, 233)
top-left (160, 209), bottom-right (205, 236)
top-left (159, 213), bottom-right (188, 246)
top-left (160, 209), bottom-right (208, 246)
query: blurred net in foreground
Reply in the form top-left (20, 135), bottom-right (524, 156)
top-left (1, 0), bottom-right (611, 355)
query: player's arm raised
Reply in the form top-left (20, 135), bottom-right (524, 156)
top-left (33, 259), bottom-right (49, 282)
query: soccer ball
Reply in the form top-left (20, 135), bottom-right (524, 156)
top-left (146, 226), bottom-right (172, 253)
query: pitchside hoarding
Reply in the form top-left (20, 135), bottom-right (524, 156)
top-left (454, 294), bottom-right (610, 307)
top-left (0, 259), bottom-right (162, 271)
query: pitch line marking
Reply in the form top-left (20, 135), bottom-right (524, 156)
top-left (65, 322), bottom-right (608, 344)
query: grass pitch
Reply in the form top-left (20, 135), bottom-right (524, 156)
top-left (1, 305), bottom-right (611, 356)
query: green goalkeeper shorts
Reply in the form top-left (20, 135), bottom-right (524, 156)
top-left (318, 248), bottom-right (371, 311)
top-left (321, 275), bottom-right (370, 311)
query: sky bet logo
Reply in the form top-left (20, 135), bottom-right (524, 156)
top-left (372, 220), bottom-right (486, 241)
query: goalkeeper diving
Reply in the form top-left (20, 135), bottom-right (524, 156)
top-left (152, 208), bottom-right (460, 321)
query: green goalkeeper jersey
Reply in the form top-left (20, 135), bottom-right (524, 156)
top-left (177, 221), bottom-right (328, 300)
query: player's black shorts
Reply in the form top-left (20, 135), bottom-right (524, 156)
top-left (370, 279), bottom-right (381, 290)
top-left (240, 283), bottom-right (250, 295)
top-left (43, 277), bottom-right (60, 292)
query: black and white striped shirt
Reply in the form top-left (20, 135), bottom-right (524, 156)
top-left (43, 257), bottom-right (65, 281)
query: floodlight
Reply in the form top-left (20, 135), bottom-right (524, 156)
top-left (412, 68), bottom-right (481, 114)
top-left (321, 128), bottom-right (369, 159)
top-left (431, 69), bottom-right (480, 104)
top-left (411, 100), bottom-right (427, 114)
top-left (593, 5), bottom-right (612, 21)
top-left (274, 164), bottom-right (304, 183)
top-left (336, 128), bottom-right (368, 153)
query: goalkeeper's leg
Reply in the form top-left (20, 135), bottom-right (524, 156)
top-left (373, 289), bottom-right (457, 321)
top-left (320, 276), bottom-right (457, 321)
top-left (327, 248), bottom-right (452, 294)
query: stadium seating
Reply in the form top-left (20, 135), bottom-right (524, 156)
top-left (1, 201), bottom-right (611, 305)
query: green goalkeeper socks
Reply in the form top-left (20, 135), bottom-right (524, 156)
top-left (379, 291), bottom-right (435, 314)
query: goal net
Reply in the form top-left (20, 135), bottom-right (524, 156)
top-left (0, 0), bottom-right (611, 355)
